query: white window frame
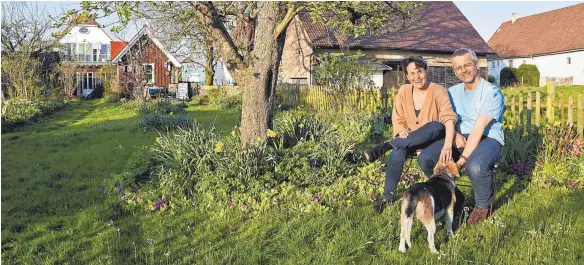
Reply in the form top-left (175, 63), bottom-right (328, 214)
top-left (143, 63), bottom-right (155, 84)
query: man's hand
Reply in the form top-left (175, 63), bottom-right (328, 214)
top-left (439, 147), bottom-right (452, 163)
top-left (456, 155), bottom-right (468, 169)
top-left (398, 131), bottom-right (409, 139)
top-left (455, 133), bottom-right (467, 149)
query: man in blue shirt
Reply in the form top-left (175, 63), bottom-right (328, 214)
top-left (418, 48), bottom-right (505, 225)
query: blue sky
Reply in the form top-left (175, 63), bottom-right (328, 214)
top-left (41, 1), bottom-right (583, 42)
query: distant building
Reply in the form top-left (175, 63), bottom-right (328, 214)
top-left (279, 1), bottom-right (494, 88)
top-left (488, 3), bottom-right (584, 86)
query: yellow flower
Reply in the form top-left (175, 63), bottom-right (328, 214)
top-left (256, 137), bottom-right (263, 143)
top-left (266, 129), bottom-right (277, 138)
top-left (156, 137), bottom-right (161, 144)
top-left (169, 112), bottom-right (174, 116)
top-left (214, 142), bottom-right (224, 153)
top-left (231, 130), bottom-right (236, 137)
top-left (298, 123), bottom-right (305, 129)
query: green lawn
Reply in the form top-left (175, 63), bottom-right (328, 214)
top-left (2, 100), bottom-right (583, 264)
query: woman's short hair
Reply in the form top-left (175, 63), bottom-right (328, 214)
top-left (401, 55), bottom-right (428, 75)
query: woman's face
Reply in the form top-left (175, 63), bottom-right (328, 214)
top-left (406, 62), bottom-right (428, 90)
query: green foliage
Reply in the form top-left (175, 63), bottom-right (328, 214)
top-left (498, 126), bottom-right (541, 172)
top-left (516, 64), bottom-right (540, 87)
top-left (136, 101), bottom-right (186, 116)
top-left (500, 67), bottom-right (518, 87)
top-left (314, 52), bottom-right (374, 90)
top-left (1, 97), bottom-right (69, 132)
top-left (189, 95), bottom-right (210, 106)
top-left (1, 52), bottom-right (44, 100)
top-left (532, 124), bottom-right (584, 188)
top-left (139, 114), bottom-right (191, 131)
top-left (207, 87), bottom-right (242, 110)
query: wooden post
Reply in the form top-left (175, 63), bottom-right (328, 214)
top-left (558, 93), bottom-right (564, 125)
top-left (547, 80), bottom-right (555, 125)
top-left (536, 91), bottom-right (541, 127)
top-left (568, 96), bottom-right (574, 125)
top-left (527, 90), bottom-right (532, 133)
top-left (578, 94), bottom-right (583, 139)
top-left (519, 91), bottom-right (524, 127)
top-left (511, 96), bottom-right (516, 125)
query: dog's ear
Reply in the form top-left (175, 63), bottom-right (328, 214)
top-left (447, 161), bottom-right (460, 178)
top-left (432, 161), bottom-right (447, 176)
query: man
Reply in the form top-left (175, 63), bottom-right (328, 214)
top-left (417, 48), bottom-right (505, 225)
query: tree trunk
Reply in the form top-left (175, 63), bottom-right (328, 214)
top-left (204, 43), bottom-right (215, 86)
top-left (240, 3), bottom-right (287, 145)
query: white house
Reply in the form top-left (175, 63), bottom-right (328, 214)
top-left (488, 4), bottom-right (584, 87)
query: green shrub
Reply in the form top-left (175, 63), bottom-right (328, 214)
top-left (207, 87), bottom-right (242, 110)
top-left (500, 67), bottom-right (518, 87)
top-left (1, 97), bottom-right (69, 132)
top-left (190, 95), bottom-right (210, 106)
top-left (139, 114), bottom-right (191, 131)
top-left (516, 64), bottom-right (540, 87)
top-left (136, 101), bottom-right (186, 116)
top-left (532, 124), bottom-right (584, 188)
top-left (498, 126), bottom-right (541, 172)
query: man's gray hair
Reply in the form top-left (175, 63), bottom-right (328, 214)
top-left (452, 48), bottom-right (479, 64)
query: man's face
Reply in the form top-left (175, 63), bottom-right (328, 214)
top-left (452, 53), bottom-right (479, 83)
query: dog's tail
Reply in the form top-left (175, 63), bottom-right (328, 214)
top-left (404, 189), bottom-right (420, 218)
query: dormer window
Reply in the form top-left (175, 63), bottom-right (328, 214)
top-left (79, 27), bottom-right (89, 34)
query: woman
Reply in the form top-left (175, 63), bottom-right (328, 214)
top-left (365, 55), bottom-right (458, 213)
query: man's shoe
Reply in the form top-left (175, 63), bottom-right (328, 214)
top-left (364, 142), bottom-right (393, 162)
top-left (373, 194), bottom-right (394, 214)
top-left (467, 205), bottom-right (492, 225)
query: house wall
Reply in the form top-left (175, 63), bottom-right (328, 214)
top-left (60, 24), bottom-right (112, 44)
top-left (279, 17), bottom-right (314, 85)
top-left (117, 38), bottom-right (173, 92)
top-left (488, 50), bottom-right (584, 86)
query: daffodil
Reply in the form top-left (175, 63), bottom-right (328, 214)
top-left (214, 141), bottom-right (224, 153)
top-left (266, 129), bottom-right (277, 137)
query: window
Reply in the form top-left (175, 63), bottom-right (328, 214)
top-left (567, 57), bottom-right (571, 64)
top-left (171, 69), bottom-right (179, 83)
top-left (79, 27), bottom-right (89, 34)
top-left (497, 61), bottom-right (500, 67)
top-left (143, 64), bottom-right (154, 84)
top-left (290, 77), bottom-right (308, 85)
top-left (99, 44), bottom-right (110, 61)
top-left (93, 48), bottom-right (98, 62)
top-left (508, 60), bottom-right (514, 68)
top-left (491, 62), bottom-right (495, 69)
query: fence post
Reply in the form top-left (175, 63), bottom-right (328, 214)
top-left (536, 91), bottom-right (541, 127)
top-left (578, 93), bottom-right (583, 139)
top-left (568, 96), bottom-right (574, 125)
top-left (558, 93), bottom-right (564, 125)
top-left (527, 90), bottom-right (532, 133)
top-left (519, 91), bottom-right (524, 126)
top-left (547, 80), bottom-right (555, 125)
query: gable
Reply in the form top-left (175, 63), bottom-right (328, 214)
top-left (298, 1), bottom-right (493, 54)
top-left (488, 3), bottom-right (584, 57)
top-left (111, 27), bottom-right (181, 67)
top-left (59, 25), bottom-right (112, 44)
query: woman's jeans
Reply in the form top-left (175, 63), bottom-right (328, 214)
top-left (417, 134), bottom-right (502, 208)
top-left (382, 121), bottom-right (445, 200)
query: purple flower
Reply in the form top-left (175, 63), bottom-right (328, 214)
top-left (313, 193), bottom-right (323, 202)
top-left (153, 196), bottom-right (168, 210)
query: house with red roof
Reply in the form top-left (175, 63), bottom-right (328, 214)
top-left (280, 1), bottom-right (494, 88)
top-left (487, 3), bottom-right (584, 86)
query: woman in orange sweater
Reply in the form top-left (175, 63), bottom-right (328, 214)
top-left (365, 55), bottom-right (458, 213)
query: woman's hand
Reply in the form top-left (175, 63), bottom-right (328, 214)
top-left (439, 147), bottom-right (452, 163)
top-left (398, 131), bottom-right (409, 139)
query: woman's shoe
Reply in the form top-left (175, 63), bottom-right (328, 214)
top-left (364, 142), bottom-right (393, 162)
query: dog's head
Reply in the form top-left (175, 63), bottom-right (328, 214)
top-left (432, 161), bottom-right (460, 179)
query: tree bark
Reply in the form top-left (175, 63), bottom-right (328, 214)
top-left (204, 43), bottom-right (215, 85)
top-left (240, 2), bottom-right (287, 145)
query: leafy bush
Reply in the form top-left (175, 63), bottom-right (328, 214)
top-left (516, 64), bottom-right (540, 87)
top-left (207, 87), bottom-right (242, 110)
top-left (500, 67), bottom-right (518, 87)
top-left (498, 125), bottom-right (541, 173)
top-left (139, 114), bottom-right (191, 131)
top-left (532, 124), bottom-right (584, 188)
top-left (488, 75), bottom-right (497, 84)
top-left (189, 95), bottom-right (210, 106)
top-left (1, 97), bottom-right (69, 132)
top-left (136, 101), bottom-right (186, 116)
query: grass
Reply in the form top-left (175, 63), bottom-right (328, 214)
top-left (2, 100), bottom-right (583, 264)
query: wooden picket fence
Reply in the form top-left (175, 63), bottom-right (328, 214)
top-left (504, 81), bottom-right (584, 138)
top-left (276, 82), bottom-right (584, 139)
top-left (276, 85), bottom-right (398, 114)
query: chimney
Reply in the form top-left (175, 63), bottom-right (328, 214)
top-left (512, 13), bottom-right (517, 24)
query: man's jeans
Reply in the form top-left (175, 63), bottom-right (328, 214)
top-left (382, 121), bottom-right (445, 201)
top-left (418, 134), bottom-right (502, 208)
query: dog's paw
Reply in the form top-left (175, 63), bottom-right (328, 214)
top-left (398, 246), bottom-right (407, 253)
